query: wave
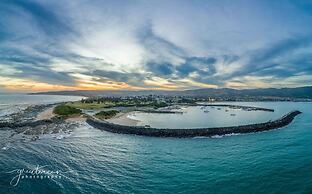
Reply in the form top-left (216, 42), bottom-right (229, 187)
top-left (211, 133), bottom-right (242, 138)
top-left (193, 133), bottom-right (242, 139)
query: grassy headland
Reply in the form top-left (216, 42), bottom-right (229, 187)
top-left (66, 101), bottom-right (114, 109)
top-left (66, 97), bottom-right (169, 110)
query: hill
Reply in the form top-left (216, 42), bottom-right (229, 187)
top-left (30, 86), bottom-right (312, 100)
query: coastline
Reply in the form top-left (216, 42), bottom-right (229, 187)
top-left (0, 102), bottom-right (303, 140)
top-left (0, 103), bottom-right (82, 140)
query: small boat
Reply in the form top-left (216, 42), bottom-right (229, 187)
top-left (204, 110), bottom-right (209, 113)
top-left (144, 125), bottom-right (151, 128)
top-left (217, 108), bottom-right (221, 110)
top-left (225, 109), bottom-right (229, 112)
top-left (230, 114), bottom-right (236, 116)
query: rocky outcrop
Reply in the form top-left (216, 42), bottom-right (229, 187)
top-left (0, 104), bottom-right (57, 123)
top-left (0, 117), bottom-right (79, 137)
top-left (86, 111), bottom-right (302, 138)
top-left (0, 118), bottom-right (59, 129)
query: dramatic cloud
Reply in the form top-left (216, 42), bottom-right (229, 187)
top-left (0, 0), bottom-right (312, 91)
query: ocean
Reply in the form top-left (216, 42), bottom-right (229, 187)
top-left (0, 95), bottom-right (311, 194)
top-left (0, 94), bottom-right (84, 117)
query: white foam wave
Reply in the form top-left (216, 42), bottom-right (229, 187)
top-left (211, 133), bottom-right (241, 138)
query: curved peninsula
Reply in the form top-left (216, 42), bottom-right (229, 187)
top-left (86, 110), bottom-right (302, 138)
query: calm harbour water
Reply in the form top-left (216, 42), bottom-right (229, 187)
top-left (0, 95), bottom-right (312, 194)
top-left (130, 103), bottom-right (288, 129)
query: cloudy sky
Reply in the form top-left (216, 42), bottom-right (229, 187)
top-left (0, 0), bottom-right (312, 92)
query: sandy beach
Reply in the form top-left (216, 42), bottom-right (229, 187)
top-left (106, 111), bottom-right (140, 126)
top-left (36, 106), bottom-right (55, 120)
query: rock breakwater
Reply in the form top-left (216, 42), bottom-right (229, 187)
top-left (86, 111), bottom-right (302, 138)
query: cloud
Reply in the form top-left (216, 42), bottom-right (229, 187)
top-left (0, 45), bottom-right (77, 85)
top-left (91, 70), bottom-right (148, 87)
top-left (5, 0), bottom-right (72, 36)
top-left (146, 62), bottom-right (174, 76)
top-left (0, 0), bottom-right (312, 91)
top-left (225, 36), bottom-right (312, 80)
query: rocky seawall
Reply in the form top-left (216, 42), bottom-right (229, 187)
top-left (86, 110), bottom-right (302, 138)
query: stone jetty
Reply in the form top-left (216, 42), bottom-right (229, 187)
top-left (86, 111), bottom-right (302, 138)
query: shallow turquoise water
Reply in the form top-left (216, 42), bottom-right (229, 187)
top-left (0, 99), bottom-right (312, 194)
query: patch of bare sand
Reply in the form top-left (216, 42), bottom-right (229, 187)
top-left (106, 112), bottom-right (140, 126)
top-left (66, 115), bottom-right (87, 122)
top-left (36, 106), bottom-right (55, 120)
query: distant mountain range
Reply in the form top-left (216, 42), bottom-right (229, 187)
top-left (30, 86), bottom-right (312, 100)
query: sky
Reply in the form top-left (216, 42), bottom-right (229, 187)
top-left (0, 0), bottom-right (312, 92)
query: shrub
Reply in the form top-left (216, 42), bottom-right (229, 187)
top-left (53, 105), bottom-right (82, 116)
top-left (153, 102), bottom-right (168, 109)
top-left (95, 110), bottom-right (119, 119)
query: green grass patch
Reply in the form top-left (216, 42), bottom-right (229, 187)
top-left (53, 105), bottom-right (82, 117)
top-left (151, 102), bottom-right (168, 109)
top-left (66, 101), bottom-right (115, 109)
top-left (95, 110), bottom-right (119, 119)
top-left (66, 99), bottom-right (169, 110)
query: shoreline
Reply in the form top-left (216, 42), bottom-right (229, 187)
top-left (0, 103), bottom-right (83, 140)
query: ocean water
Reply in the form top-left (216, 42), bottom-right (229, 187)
top-left (0, 96), bottom-right (312, 194)
top-left (0, 94), bottom-right (84, 117)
